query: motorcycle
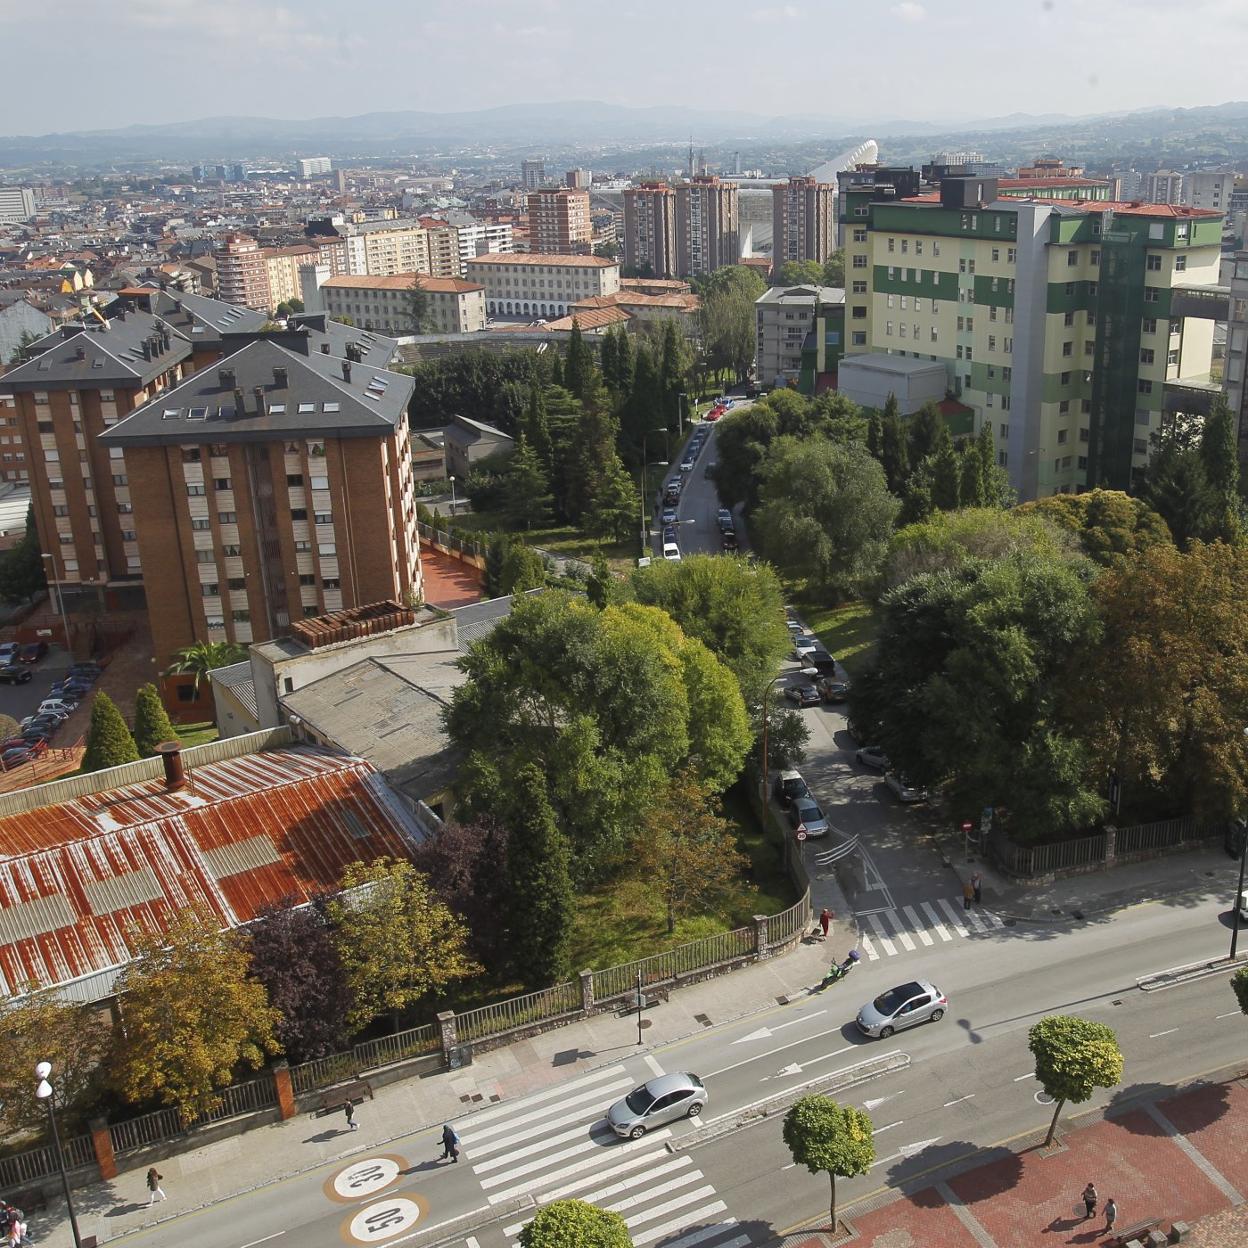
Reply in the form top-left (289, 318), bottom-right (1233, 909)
top-left (825, 948), bottom-right (861, 983)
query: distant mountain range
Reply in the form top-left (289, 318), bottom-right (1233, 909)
top-left (2, 98), bottom-right (1248, 166)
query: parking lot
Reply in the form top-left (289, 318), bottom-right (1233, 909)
top-left (0, 645), bottom-right (77, 724)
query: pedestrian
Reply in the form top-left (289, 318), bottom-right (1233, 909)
top-left (440, 1123), bottom-right (460, 1163)
top-left (145, 1167), bottom-right (167, 1206)
top-left (971, 871), bottom-right (983, 905)
top-left (1081, 1182), bottom-right (1097, 1219)
top-left (962, 879), bottom-right (975, 911)
top-left (1104, 1198), bottom-right (1117, 1232)
top-left (343, 1100), bottom-right (358, 1132)
top-left (819, 908), bottom-right (832, 940)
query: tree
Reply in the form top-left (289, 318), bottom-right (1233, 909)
top-left (822, 249), bottom-right (846, 288)
top-left (1232, 966), bottom-right (1248, 1018)
top-left (566, 381), bottom-right (622, 523)
top-left (245, 898), bottom-right (354, 1062)
top-left (586, 455), bottom-right (639, 543)
top-left (0, 987), bottom-right (110, 1132)
top-left (753, 437), bottom-right (900, 599)
top-left (564, 321), bottom-right (593, 402)
top-left (164, 640), bottom-right (248, 694)
top-left (1138, 415), bottom-right (1223, 550)
top-left (928, 442), bottom-right (963, 511)
top-left (498, 541), bottom-right (547, 595)
top-left (906, 401), bottom-right (949, 466)
top-left (518, 1199), bottom-right (631, 1248)
top-left (657, 319), bottom-right (692, 437)
top-left (407, 273), bottom-right (430, 334)
top-left (778, 259), bottom-right (824, 287)
top-left (8, 329), bottom-right (42, 365)
top-left (879, 397), bottom-right (910, 494)
top-left (506, 765), bottom-right (574, 984)
top-left (112, 909), bottom-right (281, 1123)
top-left (0, 714), bottom-right (18, 742)
top-left (1015, 489), bottom-right (1172, 567)
top-left (329, 859), bottom-right (480, 1030)
top-left (585, 552), bottom-right (613, 609)
top-left (132, 682), bottom-right (177, 758)
top-left (484, 532), bottom-right (513, 599)
top-left (1028, 1015), bottom-right (1123, 1147)
top-left (617, 341), bottom-right (663, 465)
top-left (81, 691), bottom-right (140, 773)
top-left (783, 1095), bottom-right (875, 1230)
top-left (633, 767), bottom-right (746, 934)
top-left (699, 266), bottom-right (765, 382)
top-left (592, 240), bottom-right (619, 260)
top-left (764, 701), bottom-right (810, 770)
top-left (501, 437), bottom-right (553, 530)
top-left (1200, 392), bottom-right (1241, 541)
top-left (0, 525), bottom-right (46, 606)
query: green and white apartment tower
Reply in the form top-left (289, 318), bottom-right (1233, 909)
top-left (840, 174), bottom-right (1225, 500)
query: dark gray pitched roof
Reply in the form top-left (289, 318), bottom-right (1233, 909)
top-left (98, 338), bottom-right (414, 447)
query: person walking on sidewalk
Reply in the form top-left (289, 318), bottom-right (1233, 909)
top-left (1103, 1198), bottom-right (1117, 1232)
top-left (343, 1100), bottom-right (358, 1132)
top-left (971, 871), bottom-right (983, 905)
top-left (146, 1167), bottom-right (167, 1206)
top-left (1081, 1182), bottom-right (1097, 1220)
top-left (440, 1123), bottom-right (460, 1163)
top-left (819, 908), bottom-right (832, 940)
top-left (963, 879), bottom-right (975, 911)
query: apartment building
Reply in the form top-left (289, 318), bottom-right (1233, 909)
top-left (1224, 252), bottom-right (1248, 469)
top-left (453, 221), bottom-right (513, 271)
top-left (526, 188), bottom-right (591, 254)
top-left (217, 236), bottom-right (271, 311)
top-left (98, 340), bottom-right (421, 666)
top-left (1144, 171), bottom-right (1184, 205)
top-left (465, 254), bottom-right (620, 318)
top-left (422, 222), bottom-right (462, 278)
top-left (623, 183), bottom-right (678, 278)
top-left (1185, 172), bottom-right (1235, 213)
top-left (318, 274), bottom-right (487, 335)
top-left (676, 176), bottom-right (739, 278)
top-left (305, 219), bottom-right (432, 278)
top-left (772, 176), bottom-right (837, 265)
top-left (755, 284), bottom-right (845, 385)
top-left (0, 186), bottom-right (36, 223)
top-left (522, 159), bottom-right (546, 191)
top-left (298, 157), bottom-right (332, 178)
top-left (0, 311), bottom-right (193, 604)
top-left (263, 244), bottom-right (319, 312)
top-left (839, 174), bottom-right (1224, 500)
top-left (566, 169), bottom-right (591, 190)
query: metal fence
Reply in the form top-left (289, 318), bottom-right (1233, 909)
top-left (592, 926), bottom-right (757, 1004)
top-left (457, 981), bottom-right (583, 1043)
top-left (766, 893), bottom-right (812, 948)
top-left (110, 1107), bottom-right (183, 1156)
top-left (109, 1076), bottom-right (279, 1156)
top-left (0, 1135), bottom-right (95, 1188)
top-left (352, 1023), bottom-right (440, 1070)
top-left (993, 830), bottom-right (1106, 878)
top-left (290, 1052), bottom-right (361, 1097)
top-left (1116, 816), bottom-right (1224, 857)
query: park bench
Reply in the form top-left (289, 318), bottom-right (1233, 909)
top-left (314, 1079), bottom-right (374, 1116)
top-left (1106, 1217), bottom-right (1165, 1248)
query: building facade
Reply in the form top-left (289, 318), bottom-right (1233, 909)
top-left (1184, 173), bottom-right (1235, 213)
top-left (98, 340), bottom-right (421, 665)
top-left (527, 188), bottom-right (592, 254)
top-left (217, 236), bottom-right (271, 311)
top-left (839, 174), bottom-right (1224, 500)
top-left (623, 183), bottom-right (678, 278)
top-left (0, 186), bottom-right (36, 223)
top-left (1144, 171), bottom-right (1184, 205)
top-left (522, 160), bottom-right (546, 191)
top-left (772, 176), bottom-right (837, 266)
top-left (318, 275), bottom-right (487, 335)
top-left (1225, 251), bottom-right (1248, 469)
top-left (675, 176), bottom-right (739, 278)
top-left (755, 284), bottom-right (844, 385)
top-left (298, 157), bottom-right (332, 178)
top-left (465, 254), bottom-right (621, 318)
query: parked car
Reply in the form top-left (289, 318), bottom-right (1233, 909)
top-left (788, 796), bottom-right (830, 838)
top-left (2, 740), bottom-right (46, 767)
top-left (0, 643), bottom-right (19, 664)
top-left (661, 507), bottom-right (678, 525)
top-left (606, 1073), bottom-right (707, 1139)
top-left (856, 980), bottom-right (947, 1039)
top-left (885, 771), bottom-right (929, 803)
top-left (786, 619), bottom-right (805, 636)
top-left (20, 725), bottom-right (54, 743)
top-left (807, 647), bottom-right (838, 675)
top-left (662, 542), bottom-right (682, 562)
top-left (855, 746), bottom-right (891, 771)
top-left (23, 710), bottom-right (66, 729)
top-left (680, 457), bottom-right (695, 473)
top-left (662, 525), bottom-right (677, 543)
top-left (0, 664), bottom-right (32, 685)
top-left (818, 678), bottom-right (850, 703)
top-left (773, 769), bottom-right (809, 808)
top-left (717, 508), bottom-right (733, 532)
top-left (18, 641), bottom-right (48, 664)
top-left (792, 636), bottom-right (818, 661)
top-left (784, 683), bottom-right (821, 708)
top-left (37, 699), bottom-right (77, 717)
top-left (720, 532), bottom-right (739, 552)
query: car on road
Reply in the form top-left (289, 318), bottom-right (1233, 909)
top-left (680, 456), bottom-right (695, 473)
top-left (885, 771), bottom-right (929, 803)
top-left (807, 647), bottom-right (838, 675)
top-left (663, 485), bottom-right (682, 506)
top-left (792, 636), bottom-right (818, 661)
top-left (37, 699), bottom-right (77, 717)
top-left (784, 683), bottom-right (821, 708)
top-left (606, 1073), bottom-right (707, 1139)
top-left (51, 680), bottom-right (93, 699)
top-left (0, 664), bottom-right (32, 685)
top-left (661, 506), bottom-right (678, 525)
top-left (818, 678), bottom-right (850, 703)
top-left (662, 525), bottom-right (677, 543)
top-left (773, 769), bottom-right (809, 808)
top-left (2, 741), bottom-right (46, 768)
top-left (788, 796), bottom-right (830, 838)
top-left (721, 532), bottom-right (738, 552)
top-left (717, 508), bottom-right (733, 532)
top-left (0, 643), bottom-right (19, 665)
top-left (856, 980), bottom-right (947, 1038)
top-left (855, 746), bottom-right (891, 771)
top-left (18, 641), bottom-right (48, 664)
top-left (662, 542), bottom-right (682, 561)
top-left (786, 619), bottom-right (805, 636)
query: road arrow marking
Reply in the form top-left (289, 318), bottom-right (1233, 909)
top-left (873, 1120), bottom-right (904, 1134)
top-left (764, 1063), bottom-right (804, 1080)
top-left (864, 1092), bottom-right (904, 1110)
top-left (872, 1136), bottom-right (942, 1168)
top-left (732, 1011), bottom-right (826, 1044)
top-left (734, 1027), bottom-right (773, 1044)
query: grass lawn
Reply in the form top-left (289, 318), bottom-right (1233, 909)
top-left (176, 721), bottom-right (219, 749)
top-left (786, 591), bottom-right (879, 679)
top-left (566, 785), bottom-right (795, 971)
top-left (447, 510), bottom-right (640, 572)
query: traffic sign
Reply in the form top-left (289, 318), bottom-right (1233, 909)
top-left (959, 820), bottom-right (973, 833)
top-left (795, 829), bottom-right (807, 842)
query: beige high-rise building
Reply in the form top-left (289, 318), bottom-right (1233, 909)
top-left (1185, 172), bottom-right (1235, 212)
top-left (772, 176), bottom-right (837, 266)
top-left (217, 235), bottom-right (271, 311)
top-left (623, 183), bottom-right (678, 279)
top-left (676, 176), bottom-right (739, 278)
top-left (263, 244), bottom-right (319, 312)
top-left (527, 188), bottom-right (592, 254)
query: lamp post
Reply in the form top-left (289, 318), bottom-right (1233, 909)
top-left (40, 553), bottom-right (70, 653)
top-left (639, 426), bottom-right (669, 554)
top-left (448, 475), bottom-right (456, 518)
top-left (1232, 731), bottom-right (1248, 961)
top-left (761, 665), bottom-right (818, 803)
top-left (35, 1062), bottom-right (83, 1248)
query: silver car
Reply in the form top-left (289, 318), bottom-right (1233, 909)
top-left (856, 980), bottom-right (948, 1038)
top-left (606, 1072), bottom-right (707, 1139)
top-left (788, 796), bottom-right (830, 838)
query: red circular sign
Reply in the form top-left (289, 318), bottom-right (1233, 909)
top-left (796, 830), bottom-right (808, 842)
top-left (959, 821), bottom-right (974, 832)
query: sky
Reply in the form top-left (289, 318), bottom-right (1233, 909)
top-left (1, 0), bottom-right (1246, 135)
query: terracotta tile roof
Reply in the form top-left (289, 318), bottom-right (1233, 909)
top-left (544, 307), bottom-right (633, 330)
top-left (571, 292), bottom-right (700, 311)
top-left (464, 253), bottom-right (617, 268)
top-left (322, 274), bottom-right (483, 293)
top-left (0, 746), bottom-right (420, 998)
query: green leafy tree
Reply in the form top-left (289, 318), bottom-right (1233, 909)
top-left (657, 319), bottom-right (692, 437)
top-left (484, 532), bottom-right (513, 598)
top-left (0, 524), bottom-right (46, 606)
top-left (928, 442), bottom-right (963, 511)
top-left (783, 1095), bottom-right (875, 1230)
top-left (1138, 415), bottom-right (1222, 550)
top-left (1232, 965), bottom-right (1248, 1018)
top-left (505, 765), bottom-right (574, 984)
top-left (328, 859), bottom-right (481, 1030)
top-left (566, 380), bottom-right (621, 523)
top-left (1015, 489), bottom-right (1173, 567)
top-left (1028, 1015), bottom-right (1123, 1147)
top-left (754, 437), bottom-right (900, 599)
top-left (407, 273), bottom-right (430, 334)
top-left (879, 397), bottom-right (910, 494)
top-left (698, 266), bottom-right (766, 382)
top-left (822, 249), bottom-right (846, 288)
top-left (617, 342), bottom-right (663, 465)
top-left (132, 682), bottom-right (178, 757)
top-left (521, 378), bottom-right (555, 475)
top-left (778, 259), bottom-right (824, 286)
top-left (1200, 392), bottom-right (1241, 541)
top-left (164, 640), bottom-right (248, 694)
top-left (501, 437), bottom-right (554, 531)
top-left (81, 691), bottom-right (140, 772)
top-left (587, 455), bottom-right (639, 543)
top-left (906, 401), bottom-right (949, 466)
top-left (866, 409), bottom-right (884, 462)
top-left (499, 541), bottom-right (547, 595)
top-left (518, 1199), bottom-right (631, 1248)
top-left (406, 347), bottom-right (539, 436)
top-left (8, 329), bottom-right (42, 365)
top-left (564, 321), bottom-right (594, 402)
top-left (592, 240), bottom-right (619, 260)
top-left (764, 701), bottom-right (810, 770)
top-left (585, 552), bottom-right (613, 609)
top-left (112, 909), bottom-right (281, 1123)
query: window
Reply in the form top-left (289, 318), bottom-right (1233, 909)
top-left (1146, 254), bottom-right (1162, 271)
top-left (1167, 348), bottom-right (1179, 367)
top-left (1007, 248), bottom-right (1016, 263)
top-left (196, 549), bottom-right (214, 564)
top-left (232, 610), bottom-right (250, 623)
top-left (956, 345), bottom-right (963, 359)
top-left (299, 574), bottom-right (316, 586)
top-left (202, 583), bottom-right (219, 597)
top-left (887, 294), bottom-right (895, 308)
top-left (888, 238), bottom-right (895, 252)
top-left (1059, 371), bottom-right (1071, 385)
top-left (222, 543), bottom-right (241, 556)
top-left (991, 248), bottom-right (999, 262)
top-left (314, 512), bottom-right (332, 525)
top-left (852, 305), bottom-right (866, 319)
top-left (1062, 341), bottom-right (1073, 357)
top-left (1078, 456), bottom-right (1088, 470)
top-left (286, 473), bottom-right (304, 486)
top-left (1064, 311), bottom-right (1075, 327)
top-left (52, 504), bottom-right (69, 517)
top-left (213, 477), bottom-right (230, 490)
top-left (885, 321), bottom-right (893, 336)
top-left (933, 242), bottom-right (940, 256)
top-left (852, 255), bottom-right (867, 269)
top-left (899, 323), bottom-right (907, 338)
top-left (852, 331), bottom-right (866, 346)
top-left (887, 266), bottom-right (895, 280)
top-left (957, 316), bottom-right (964, 331)
top-left (1080, 427), bottom-right (1090, 442)
top-left (915, 240), bottom-right (923, 255)
top-left (227, 578), bottom-right (245, 590)
top-left (191, 518), bottom-right (210, 531)
top-left (1067, 250), bottom-right (1079, 266)
top-left (852, 280), bottom-right (867, 294)
top-left (290, 508), bottom-right (307, 520)
top-left (319, 543), bottom-right (336, 556)
top-left (1140, 348), bottom-right (1155, 365)
top-left (1133, 438), bottom-right (1149, 455)
top-left (930, 327), bottom-right (938, 342)
top-left (1090, 251), bottom-right (1100, 266)
top-left (323, 577), bottom-right (341, 590)
top-left (959, 259), bottom-right (967, 273)
top-left (852, 229), bottom-right (866, 243)
top-left (900, 296), bottom-right (908, 310)
top-left (1137, 379), bottom-right (1153, 395)
top-left (187, 483), bottom-right (205, 496)
top-left (1065, 282), bottom-right (1076, 296)
top-left (218, 511), bottom-right (236, 524)
top-left (1174, 255), bottom-right (1186, 271)
top-left (181, 448), bottom-right (201, 462)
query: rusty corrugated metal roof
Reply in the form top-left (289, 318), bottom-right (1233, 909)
top-left (0, 746), bottom-right (420, 998)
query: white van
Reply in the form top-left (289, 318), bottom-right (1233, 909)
top-left (662, 542), bottom-right (681, 561)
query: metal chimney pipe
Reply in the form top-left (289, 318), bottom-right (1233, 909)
top-left (155, 741), bottom-right (186, 791)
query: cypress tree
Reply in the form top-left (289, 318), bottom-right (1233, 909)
top-left (565, 321), bottom-right (592, 401)
top-left (880, 409), bottom-right (910, 494)
top-left (133, 682), bottom-right (178, 758)
top-left (521, 378), bottom-right (554, 475)
top-left (866, 410), bottom-right (884, 462)
top-left (81, 692), bottom-right (140, 773)
top-left (506, 765), bottom-right (574, 986)
top-left (599, 327), bottom-right (620, 393)
top-left (484, 533), bottom-right (513, 599)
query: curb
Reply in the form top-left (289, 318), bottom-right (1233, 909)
top-left (1138, 953), bottom-right (1247, 992)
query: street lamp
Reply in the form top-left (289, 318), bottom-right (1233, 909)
top-left (640, 427), bottom-right (669, 553)
top-left (1232, 730), bottom-right (1248, 961)
top-left (448, 475), bottom-right (456, 518)
top-left (40, 553), bottom-right (70, 653)
top-left (761, 665), bottom-right (818, 804)
top-left (35, 1061), bottom-right (83, 1248)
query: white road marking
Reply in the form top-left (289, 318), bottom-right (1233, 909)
top-left (459, 1064), bottom-right (626, 1130)
top-left (240, 1236), bottom-right (285, 1248)
top-left (871, 1136), bottom-right (942, 1168)
top-left (1149, 1028), bottom-right (1179, 1038)
top-left (920, 901), bottom-right (953, 941)
top-left (529, 1147), bottom-right (675, 1208)
top-left (623, 1186), bottom-right (718, 1229)
top-left (731, 1011), bottom-right (827, 1045)
top-left (902, 905), bottom-right (935, 946)
top-left (1216, 1011), bottom-right (1240, 1020)
top-left (873, 1120), bottom-right (904, 1134)
top-left (1013, 1072), bottom-right (1036, 1082)
top-left (459, 1078), bottom-right (632, 1146)
top-left (629, 1199), bottom-right (726, 1243)
top-left (936, 898), bottom-right (971, 937)
top-left (470, 1118), bottom-right (612, 1170)
top-left (863, 1091), bottom-right (904, 1110)
top-left (643, 1054), bottom-right (666, 1078)
top-left (961, 907), bottom-right (990, 934)
top-left (706, 1035), bottom-right (852, 1079)
top-left (465, 1240), bottom-right (480, 1248)
top-left (884, 912), bottom-right (917, 952)
top-left (486, 1130), bottom-right (672, 1204)
top-left (650, 1224), bottom-right (747, 1248)
top-left (860, 932), bottom-right (880, 961)
top-left (569, 1158), bottom-right (695, 1211)
top-left (944, 1094), bottom-right (976, 1107)
top-left (865, 914), bottom-right (898, 956)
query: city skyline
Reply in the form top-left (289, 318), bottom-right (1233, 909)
top-left (0, 0), bottom-right (1246, 136)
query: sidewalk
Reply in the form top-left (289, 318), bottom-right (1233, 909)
top-left (782, 1071), bottom-right (1248, 1247)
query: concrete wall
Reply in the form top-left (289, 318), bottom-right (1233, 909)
top-left (836, 357), bottom-right (947, 415)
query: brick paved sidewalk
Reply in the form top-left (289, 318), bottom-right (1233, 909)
top-left (420, 541), bottom-right (482, 608)
top-left (782, 1074), bottom-right (1248, 1248)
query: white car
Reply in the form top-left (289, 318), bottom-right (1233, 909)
top-left (1239, 890), bottom-right (1248, 923)
top-left (855, 746), bottom-right (891, 771)
top-left (792, 636), bottom-right (818, 660)
top-left (662, 542), bottom-right (682, 561)
top-left (38, 699), bottom-right (77, 717)
top-left (885, 771), bottom-right (929, 803)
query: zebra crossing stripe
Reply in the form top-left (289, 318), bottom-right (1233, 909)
top-left (624, 1187), bottom-right (719, 1231)
top-left (486, 1130), bottom-right (673, 1203)
top-left (460, 1077), bottom-right (632, 1146)
top-left (887, 914), bottom-right (917, 951)
top-left (470, 1116), bottom-right (612, 1169)
top-left (920, 900), bottom-right (953, 941)
top-left (652, 1223), bottom-right (748, 1248)
top-left (630, 1201), bottom-right (729, 1245)
top-left (983, 909), bottom-right (1007, 929)
top-left (936, 897), bottom-right (970, 937)
top-left (602, 1169), bottom-right (708, 1216)
top-left (859, 932), bottom-right (880, 961)
top-left (569, 1157), bottom-right (696, 1210)
top-left (962, 906), bottom-right (991, 934)
top-left (459, 1063), bottom-right (625, 1130)
top-left (902, 905), bottom-right (935, 946)
top-left (865, 913), bottom-right (897, 956)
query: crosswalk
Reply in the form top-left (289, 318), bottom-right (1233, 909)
top-left (455, 1064), bottom-right (750, 1248)
top-left (855, 896), bottom-right (1007, 962)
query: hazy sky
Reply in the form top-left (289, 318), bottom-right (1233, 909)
top-left (1, 0), bottom-right (1245, 134)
